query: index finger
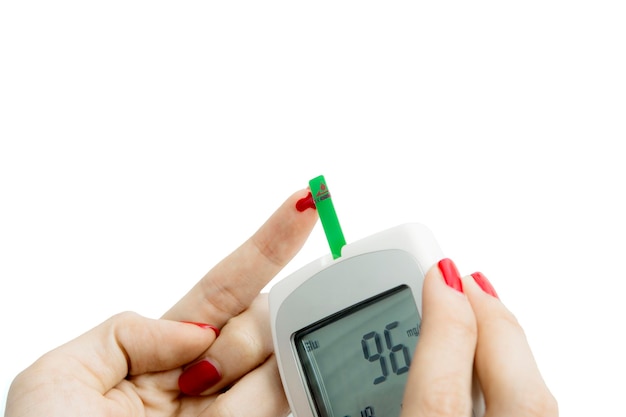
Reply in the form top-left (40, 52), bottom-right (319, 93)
top-left (162, 188), bottom-right (318, 327)
top-left (462, 273), bottom-right (558, 416)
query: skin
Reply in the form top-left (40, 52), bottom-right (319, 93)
top-left (5, 189), bottom-right (318, 417)
top-left (401, 267), bottom-right (558, 417)
top-left (5, 189), bottom-right (558, 417)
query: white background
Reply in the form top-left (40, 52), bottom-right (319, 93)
top-left (1, 1), bottom-right (624, 416)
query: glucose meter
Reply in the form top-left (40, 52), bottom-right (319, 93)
top-left (270, 223), bottom-right (442, 417)
top-left (269, 176), bottom-right (484, 417)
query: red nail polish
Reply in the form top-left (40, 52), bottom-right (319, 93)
top-left (471, 272), bottom-right (499, 299)
top-left (438, 258), bottom-right (463, 293)
top-left (178, 359), bottom-right (222, 396)
top-left (296, 192), bottom-right (316, 212)
top-left (180, 321), bottom-right (220, 336)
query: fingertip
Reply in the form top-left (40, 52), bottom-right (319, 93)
top-left (462, 273), bottom-right (502, 305)
top-left (290, 188), bottom-right (319, 219)
top-left (421, 260), bottom-right (476, 337)
top-left (295, 190), bottom-right (316, 212)
top-left (273, 187), bottom-right (319, 245)
top-left (437, 258), bottom-right (464, 293)
top-left (470, 272), bottom-right (499, 299)
top-left (178, 358), bottom-right (222, 396)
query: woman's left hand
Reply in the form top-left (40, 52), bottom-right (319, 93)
top-left (5, 188), bottom-right (318, 417)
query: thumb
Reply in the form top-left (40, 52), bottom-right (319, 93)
top-left (402, 259), bottom-right (477, 417)
top-left (39, 312), bottom-right (218, 393)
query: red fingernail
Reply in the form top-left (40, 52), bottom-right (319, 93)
top-left (296, 192), bottom-right (316, 212)
top-left (438, 258), bottom-right (463, 293)
top-left (178, 359), bottom-right (222, 396)
top-left (180, 321), bottom-right (220, 336)
top-left (471, 272), bottom-right (499, 299)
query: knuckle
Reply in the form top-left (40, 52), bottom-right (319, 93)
top-left (200, 278), bottom-right (248, 318)
top-left (252, 233), bottom-right (285, 268)
top-left (115, 310), bottom-right (141, 320)
top-left (107, 311), bottom-right (144, 338)
top-left (226, 319), bottom-right (266, 359)
top-left (108, 311), bottom-right (143, 326)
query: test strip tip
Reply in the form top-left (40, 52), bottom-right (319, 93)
top-left (308, 175), bottom-right (346, 259)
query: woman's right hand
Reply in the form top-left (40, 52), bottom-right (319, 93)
top-left (401, 258), bottom-right (558, 417)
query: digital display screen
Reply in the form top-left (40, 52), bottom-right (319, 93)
top-left (294, 285), bottom-right (420, 417)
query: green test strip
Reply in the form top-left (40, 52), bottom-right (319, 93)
top-left (309, 175), bottom-right (346, 259)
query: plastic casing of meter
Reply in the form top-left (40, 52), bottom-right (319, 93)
top-left (269, 223), bottom-right (486, 417)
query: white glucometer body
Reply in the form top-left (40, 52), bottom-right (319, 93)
top-left (269, 223), bottom-right (483, 417)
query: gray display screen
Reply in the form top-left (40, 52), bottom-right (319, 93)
top-left (294, 285), bottom-right (421, 417)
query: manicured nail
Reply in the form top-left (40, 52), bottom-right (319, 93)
top-left (296, 191), bottom-right (316, 212)
top-left (471, 272), bottom-right (499, 299)
top-left (178, 359), bottom-right (222, 396)
top-left (180, 321), bottom-right (220, 336)
top-left (438, 258), bottom-right (463, 293)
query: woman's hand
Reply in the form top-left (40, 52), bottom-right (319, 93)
top-left (5, 189), bottom-right (318, 417)
top-left (401, 259), bottom-right (558, 417)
